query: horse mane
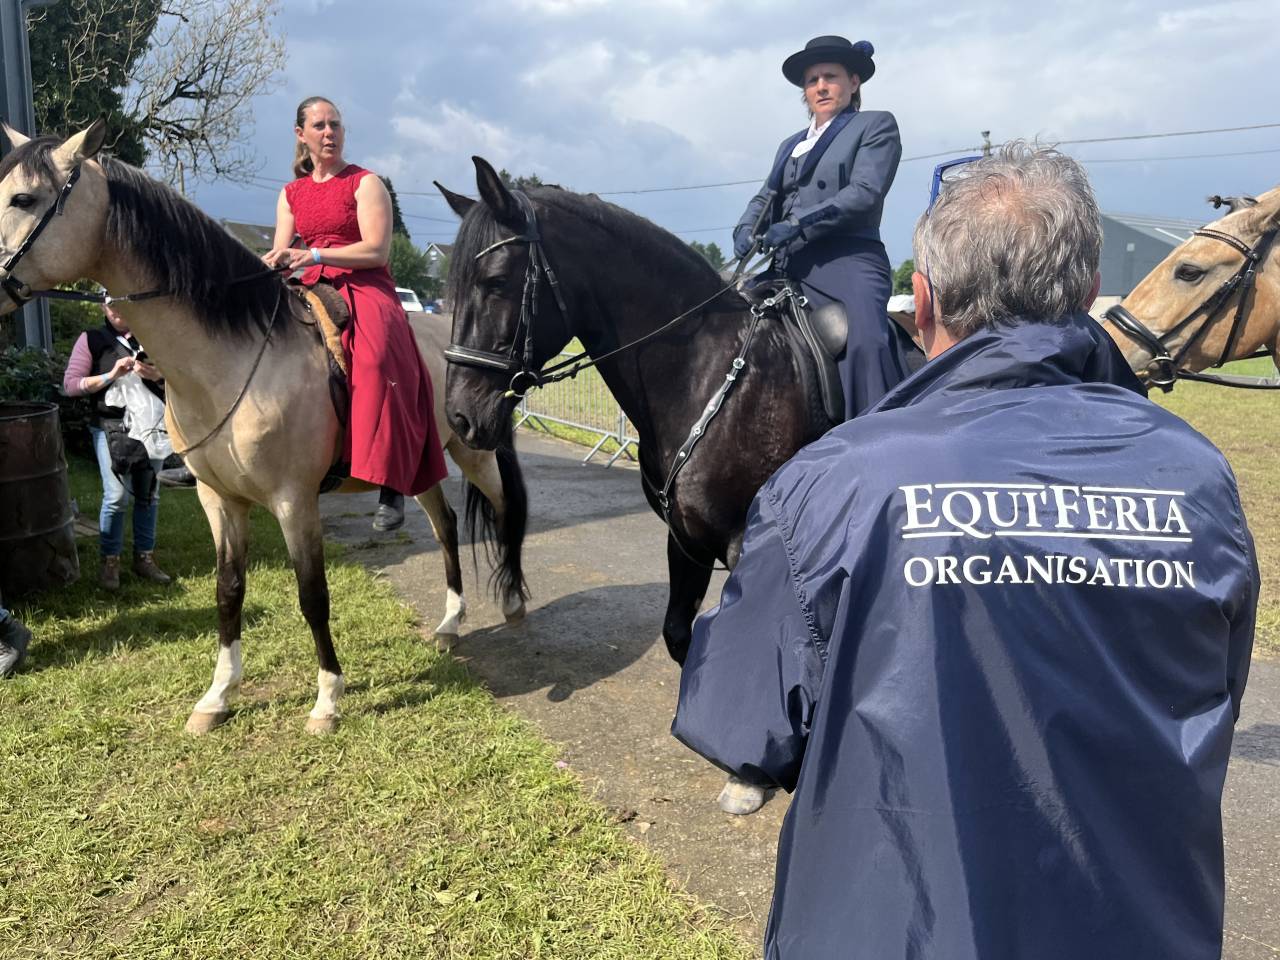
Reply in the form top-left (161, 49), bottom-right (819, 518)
top-left (102, 157), bottom-right (283, 340)
top-left (448, 184), bottom-right (732, 307)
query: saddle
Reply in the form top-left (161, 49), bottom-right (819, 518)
top-left (288, 279), bottom-right (352, 492)
top-left (744, 281), bottom-right (847, 426)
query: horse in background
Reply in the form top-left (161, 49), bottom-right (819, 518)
top-left (0, 122), bottom-right (528, 734)
top-left (1104, 186), bottom-right (1280, 389)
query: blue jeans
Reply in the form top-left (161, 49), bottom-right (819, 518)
top-left (90, 426), bottom-right (164, 558)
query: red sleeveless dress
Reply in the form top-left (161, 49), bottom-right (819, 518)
top-left (286, 165), bottom-right (447, 495)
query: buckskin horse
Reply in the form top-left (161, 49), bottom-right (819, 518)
top-left (0, 122), bottom-right (528, 734)
top-left (1104, 186), bottom-right (1280, 389)
top-left (437, 157), bottom-right (847, 815)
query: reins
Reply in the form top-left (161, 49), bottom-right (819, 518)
top-left (1105, 225), bottom-right (1280, 391)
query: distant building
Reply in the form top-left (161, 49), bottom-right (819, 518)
top-left (426, 242), bottom-right (452, 280)
top-left (221, 219), bottom-right (275, 256)
top-left (1099, 212), bottom-right (1204, 297)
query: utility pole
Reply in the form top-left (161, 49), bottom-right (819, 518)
top-left (981, 130), bottom-right (993, 157)
top-left (0, 0), bottom-right (56, 352)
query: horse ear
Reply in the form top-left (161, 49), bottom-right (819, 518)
top-left (1, 123), bottom-right (31, 151)
top-left (473, 156), bottom-right (521, 225)
top-left (52, 118), bottom-right (108, 170)
top-left (434, 181), bottom-right (476, 219)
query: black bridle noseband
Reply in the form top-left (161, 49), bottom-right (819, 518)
top-left (1105, 225), bottom-right (1280, 391)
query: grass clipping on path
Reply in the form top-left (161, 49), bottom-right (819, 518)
top-left (0, 462), bottom-right (748, 960)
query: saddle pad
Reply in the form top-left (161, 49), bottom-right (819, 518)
top-left (298, 284), bottom-right (350, 377)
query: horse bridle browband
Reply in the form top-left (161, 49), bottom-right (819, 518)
top-left (1105, 225), bottom-right (1280, 391)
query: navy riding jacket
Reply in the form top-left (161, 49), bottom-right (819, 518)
top-left (673, 314), bottom-right (1258, 960)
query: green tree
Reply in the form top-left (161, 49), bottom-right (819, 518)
top-left (381, 177), bottom-right (410, 238)
top-left (27, 0), bottom-right (162, 165)
top-left (498, 169), bottom-right (545, 191)
top-left (27, 0), bottom-right (284, 186)
top-left (893, 258), bottom-right (915, 295)
top-left (388, 234), bottom-right (431, 296)
top-left (689, 240), bottom-right (726, 271)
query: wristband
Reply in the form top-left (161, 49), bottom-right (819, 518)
top-left (310, 247), bottom-right (322, 264)
top-left (101, 371), bottom-right (114, 384)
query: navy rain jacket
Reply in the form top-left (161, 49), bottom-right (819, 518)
top-left (673, 313), bottom-right (1258, 960)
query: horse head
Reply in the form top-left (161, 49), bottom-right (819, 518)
top-left (435, 156), bottom-right (572, 450)
top-left (1104, 185), bottom-right (1280, 382)
top-left (0, 120), bottom-right (109, 313)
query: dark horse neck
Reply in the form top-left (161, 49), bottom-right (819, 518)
top-left (530, 192), bottom-right (820, 556)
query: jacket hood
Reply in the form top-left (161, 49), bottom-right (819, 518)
top-left (874, 312), bottom-right (1146, 413)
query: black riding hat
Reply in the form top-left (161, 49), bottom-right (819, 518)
top-left (782, 35), bottom-right (876, 87)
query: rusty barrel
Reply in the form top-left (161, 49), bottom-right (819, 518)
top-left (0, 402), bottom-right (80, 596)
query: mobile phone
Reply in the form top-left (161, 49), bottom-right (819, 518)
top-left (135, 351), bottom-right (149, 364)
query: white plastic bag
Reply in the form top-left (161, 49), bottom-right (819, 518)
top-left (104, 373), bottom-right (172, 461)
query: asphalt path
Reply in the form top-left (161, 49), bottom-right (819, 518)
top-left (321, 431), bottom-right (1280, 958)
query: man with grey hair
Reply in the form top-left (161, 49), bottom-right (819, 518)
top-left (673, 143), bottom-right (1257, 959)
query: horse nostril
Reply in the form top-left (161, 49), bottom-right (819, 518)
top-left (450, 410), bottom-right (472, 439)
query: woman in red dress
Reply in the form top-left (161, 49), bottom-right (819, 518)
top-left (264, 96), bottom-right (447, 530)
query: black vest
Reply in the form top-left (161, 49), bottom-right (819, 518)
top-left (83, 324), bottom-right (164, 427)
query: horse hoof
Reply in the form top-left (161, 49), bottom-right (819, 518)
top-left (718, 779), bottom-right (767, 816)
top-left (433, 631), bottom-right (457, 652)
top-left (504, 602), bottom-right (527, 626)
top-left (305, 715), bottom-right (339, 736)
top-left (185, 710), bottom-right (230, 735)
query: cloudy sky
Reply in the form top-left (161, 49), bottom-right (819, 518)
top-left (191, 0), bottom-right (1280, 269)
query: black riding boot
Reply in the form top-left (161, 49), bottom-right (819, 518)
top-left (373, 486), bottom-right (405, 532)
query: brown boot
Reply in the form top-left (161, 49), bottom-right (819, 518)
top-left (100, 555), bottom-right (121, 591)
top-left (132, 551), bottom-right (172, 585)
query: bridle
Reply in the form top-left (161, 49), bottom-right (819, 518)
top-left (1105, 224), bottom-right (1280, 391)
top-left (443, 190), bottom-right (739, 399)
top-left (0, 162), bottom-right (85, 306)
top-left (442, 191), bottom-right (571, 399)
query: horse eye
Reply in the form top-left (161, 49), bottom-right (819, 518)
top-left (1174, 263), bottom-right (1205, 283)
top-left (9, 194), bottom-right (36, 210)
top-left (481, 275), bottom-right (505, 292)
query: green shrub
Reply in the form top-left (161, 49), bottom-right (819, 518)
top-left (0, 346), bottom-right (64, 403)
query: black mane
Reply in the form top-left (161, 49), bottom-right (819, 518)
top-left (449, 185), bottom-right (730, 307)
top-left (102, 157), bottom-right (283, 339)
top-left (0, 136), bottom-right (283, 340)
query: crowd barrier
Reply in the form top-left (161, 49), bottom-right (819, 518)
top-left (515, 353), bottom-right (638, 466)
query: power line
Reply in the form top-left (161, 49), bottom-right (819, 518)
top-left (1077, 145), bottom-right (1280, 164)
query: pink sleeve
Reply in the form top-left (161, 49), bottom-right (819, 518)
top-left (62, 333), bottom-right (93, 396)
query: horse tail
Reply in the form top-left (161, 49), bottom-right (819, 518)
top-left (464, 442), bottom-right (530, 603)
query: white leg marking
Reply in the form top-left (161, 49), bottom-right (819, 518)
top-left (433, 587), bottom-right (466, 637)
top-left (309, 669), bottom-right (345, 721)
top-left (193, 640), bottom-right (242, 715)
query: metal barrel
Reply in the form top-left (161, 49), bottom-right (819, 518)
top-left (0, 401), bottom-right (80, 596)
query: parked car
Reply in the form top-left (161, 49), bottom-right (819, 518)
top-left (396, 287), bottom-right (425, 312)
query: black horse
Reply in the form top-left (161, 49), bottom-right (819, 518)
top-left (438, 157), bottom-right (836, 813)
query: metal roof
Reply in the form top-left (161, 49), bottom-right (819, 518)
top-left (1102, 212), bottom-right (1206, 247)
top-left (220, 219), bottom-right (275, 254)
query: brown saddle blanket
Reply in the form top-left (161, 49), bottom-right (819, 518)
top-left (288, 280), bottom-right (352, 492)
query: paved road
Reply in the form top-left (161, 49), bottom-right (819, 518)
top-left (322, 431), bottom-right (1280, 958)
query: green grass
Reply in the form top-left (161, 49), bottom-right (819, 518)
top-left (1153, 356), bottom-right (1280, 655)
top-left (0, 456), bottom-right (747, 959)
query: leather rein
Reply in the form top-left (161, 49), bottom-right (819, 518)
top-left (1104, 225), bottom-right (1280, 391)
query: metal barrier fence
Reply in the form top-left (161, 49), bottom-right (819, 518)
top-left (515, 353), bottom-right (639, 465)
